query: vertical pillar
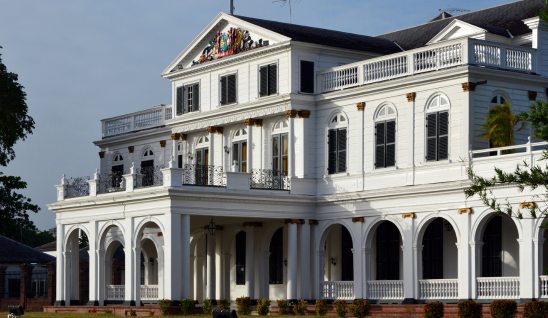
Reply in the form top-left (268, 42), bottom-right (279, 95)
top-left (206, 232), bottom-right (216, 300)
top-left (70, 238), bottom-right (80, 303)
top-left (470, 242), bottom-right (483, 300)
top-left (47, 262), bottom-right (56, 306)
top-left (215, 232), bottom-right (223, 300)
top-left (182, 214), bottom-right (191, 298)
top-left (519, 218), bottom-right (535, 300)
top-left (88, 221), bottom-right (98, 305)
top-left (245, 226), bottom-right (255, 298)
top-left (96, 249), bottom-right (105, 305)
top-left (55, 224), bottom-right (65, 306)
top-left (402, 217), bottom-right (415, 303)
top-left (164, 213), bottom-right (183, 300)
top-left (287, 221), bottom-right (298, 300)
top-left (124, 218), bottom-right (136, 306)
top-left (245, 119), bottom-right (254, 173)
top-left (352, 220), bottom-right (364, 299)
top-left (363, 248), bottom-right (371, 299)
top-left (286, 111), bottom-right (297, 178)
top-left (19, 264), bottom-right (32, 308)
top-left (315, 250), bottom-right (324, 299)
top-left (458, 211), bottom-right (472, 300)
top-left (300, 221), bottom-right (311, 299)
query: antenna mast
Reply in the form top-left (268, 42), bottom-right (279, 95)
top-left (230, 0), bottom-right (234, 15)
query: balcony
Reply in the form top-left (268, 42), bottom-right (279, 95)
top-left (101, 104), bottom-right (172, 138)
top-left (476, 277), bottom-right (520, 299)
top-left (319, 38), bottom-right (536, 93)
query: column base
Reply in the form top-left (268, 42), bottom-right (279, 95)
top-left (54, 300), bottom-right (65, 306)
top-left (123, 300), bottom-right (136, 306)
top-left (401, 298), bottom-right (416, 304)
top-left (87, 300), bottom-right (99, 306)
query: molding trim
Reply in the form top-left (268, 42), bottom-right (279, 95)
top-left (457, 207), bottom-right (473, 214)
top-left (519, 201), bottom-right (536, 209)
top-left (356, 102), bottom-right (366, 111)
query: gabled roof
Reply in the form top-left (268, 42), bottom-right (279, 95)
top-left (0, 235), bottom-right (55, 264)
top-left (234, 15), bottom-right (402, 55)
top-left (426, 19), bottom-right (488, 45)
top-left (378, 0), bottom-right (545, 50)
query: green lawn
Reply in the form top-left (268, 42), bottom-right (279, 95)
top-left (1, 314), bottom-right (289, 318)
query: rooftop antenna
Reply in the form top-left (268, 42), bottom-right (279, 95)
top-left (230, 0), bottom-right (234, 15)
top-left (273, 0), bottom-right (297, 23)
top-left (439, 8), bottom-right (471, 16)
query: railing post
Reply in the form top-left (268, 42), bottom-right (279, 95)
top-left (500, 46), bottom-right (508, 69)
top-left (161, 167), bottom-right (183, 188)
top-left (88, 170), bottom-right (98, 196)
top-left (56, 175), bottom-right (67, 201)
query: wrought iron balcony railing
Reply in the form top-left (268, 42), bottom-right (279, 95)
top-left (182, 164), bottom-right (225, 187)
top-left (250, 169), bottom-right (290, 191)
top-left (64, 176), bottom-right (90, 199)
top-left (97, 172), bottom-right (126, 194)
top-left (135, 166), bottom-right (164, 188)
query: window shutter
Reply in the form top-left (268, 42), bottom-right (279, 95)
top-left (183, 86), bottom-right (189, 114)
top-left (426, 113), bottom-right (437, 161)
top-left (268, 64), bottom-right (277, 95)
top-left (192, 83), bottom-right (200, 112)
top-left (328, 129), bottom-right (337, 174)
top-left (176, 86), bottom-right (183, 115)
top-left (375, 122), bottom-right (385, 168)
top-left (385, 121), bottom-right (396, 167)
top-left (259, 66), bottom-right (267, 97)
top-left (300, 60), bottom-right (314, 93)
top-left (438, 111), bottom-right (449, 160)
top-left (228, 75), bottom-right (236, 104)
top-left (337, 128), bottom-right (347, 173)
top-left (220, 76), bottom-right (227, 105)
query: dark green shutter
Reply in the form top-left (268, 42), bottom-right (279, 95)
top-left (259, 66), bottom-right (268, 97)
top-left (386, 121), bottom-right (396, 167)
top-left (426, 113), bottom-right (437, 161)
top-left (438, 111), bottom-right (449, 160)
top-left (176, 86), bottom-right (183, 115)
top-left (220, 76), bottom-right (227, 105)
top-left (337, 128), bottom-right (347, 173)
top-left (227, 74), bottom-right (236, 104)
top-left (328, 129), bottom-right (337, 174)
top-left (192, 83), bottom-right (200, 112)
top-left (375, 122), bottom-right (385, 168)
top-left (268, 64), bottom-right (277, 95)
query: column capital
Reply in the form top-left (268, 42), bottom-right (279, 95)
top-left (462, 82), bottom-right (477, 92)
top-left (528, 91), bottom-right (538, 101)
top-left (356, 102), bottom-right (366, 111)
top-left (401, 212), bottom-right (416, 219)
top-left (254, 119), bottom-right (263, 127)
top-left (242, 221), bottom-right (263, 227)
top-left (285, 109), bottom-right (297, 118)
top-left (297, 110), bottom-right (311, 118)
top-left (406, 92), bottom-right (416, 102)
top-left (285, 219), bottom-right (304, 225)
top-left (457, 207), bottom-right (473, 214)
top-left (98, 151), bottom-right (105, 159)
top-left (244, 118), bottom-right (255, 126)
top-left (352, 217), bottom-right (365, 223)
top-left (170, 133), bottom-right (181, 140)
top-left (308, 219), bottom-right (319, 225)
top-left (128, 146), bottom-right (134, 153)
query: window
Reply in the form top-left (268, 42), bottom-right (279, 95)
top-left (374, 104), bottom-right (396, 168)
top-left (272, 120), bottom-right (289, 176)
top-left (176, 83), bottom-right (200, 115)
top-left (195, 136), bottom-right (210, 185)
top-left (300, 60), bottom-right (314, 93)
top-left (141, 148), bottom-right (154, 187)
top-left (328, 114), bottom-right (347, 174)
top-left (220, 74), bottom-right (237, 105)
top-left (259, 63), bottom-right (277, 97)
top-left (269, 228), bottom-right (283, 284)
top-left (491, 95), bottom-right (506, 105)
top-left (482, 216), bottom-right (502, 277)
top-left (232, 129), bottom-right (247, 172)
top-left (425, 94), bottom-right (449, 161)
top-left (177, 142), bottom-right (183, 169)
top-left (341, 227), bottom-right (353, 281)
top-left (235, 231), bottom-right (246, 285)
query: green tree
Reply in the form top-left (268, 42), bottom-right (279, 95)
top-left (482, 101), bottom-right (524, 148)
top-left (0, 48), bottom-right (52, 246)
top-left (465, 101), bottom-right (548, 219)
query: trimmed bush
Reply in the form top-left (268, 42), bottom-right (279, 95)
top-left (159, 299), bottom-right (172, 316)
top-left (315, 299), bottom-right (328, 316)
top-left (236, 296), bottom-right (252, 315)
top-left (129, 309), bottom-right (137, 317)
top-left (458, 300), bottom-right (482, 318)
top-left (257, 298), bottom-right (271, 316)
top-left (219, 299), bottom-right (231, 310)
top-left (490, 300), bottom-right (517, 318)
top-left (350, 299), bottom-right (370, 318)
top-left (333, 299), bottom-right (347, 318)
top-left (424, 301), bottom-right (444, 318)
top-left (277, 299), bottom-right (290, 315)
top-left (293, 299), bottom-right (307, 315)
top-left (180, 298), bottom-right (195, 315)
top-left (203, 299), bottom-right (213, 315)
top-left (523, 300), bottom-right (547, 318)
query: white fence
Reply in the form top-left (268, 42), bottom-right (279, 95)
top-left (106, 284), bottom-right (125, 300)
top-left (367, 280), bottom-right (404, 300)
top-left (418, 279), bottom-right (458, 299)
top-left (476, 277), bottom-right (520, 299)
top-left (140, 284), bottom-right (159, 300)
top-left (540, 276), bottom-right (548, 298)
top-left (320, 38), bottom-right (536, 93)
top-left (102, 104), bottom-right (172, 138)
top-left (320, 281), bottom-right (354, 300)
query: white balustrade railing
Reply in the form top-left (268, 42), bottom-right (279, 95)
top-left (320, 281), bottom-right (354, 300)
top-left (102, 104), bottom-right (172, 138)
top-left (470, 138), bottom-right (548, 159)
top-left (106, 284), bottom-right (125, 300)
top-left (367, 280), bottom-right (403, 300)
top-left (140, 284), bottom-right (159, 300)
top-left (319, 38), bottom-right (536, 93)
top-left (418, 279), bottom-right (458, 299)
top-left (540, 276), bottom-right (548, 298)
top-left (476, 277), bottom-right (520, 299)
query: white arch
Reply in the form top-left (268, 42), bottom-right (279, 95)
top-left (272, 119), bottom-right (289, 134)
top-left (316, 219), bottom-right (356, 253)
top-left (362, 215), bottom-right (405, 248)
top-left (414, 212), bottom-right (461, 246)
top-left (373, 102), bottom-right (397, 122)
top-left (424, 92), bottom-right (450, 113)
top-left (231, 127), bottom-right (248, 141)
top-left (327, 111), bottom-right (349, 128)
top-left (64, 224), bottom-right (91, 251)
top-left (133, 216), bottom-right (166, 247)
top-left (471, 208), bottom-right (523, 242)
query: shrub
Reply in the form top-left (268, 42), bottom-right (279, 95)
top-left (293, 299), bottom-right (307, 315)
top-left (350, 299), bottom-right (370, 318)
top-left (458, 300), bottom-right (482, 318)
top-left (180, 298), bottom-right (195, 315)
top-left (236, 297), bottom-right (251, 315)
top-left (277, 299), bottom-right (290, 315)
top-left (333, 299), bottom-right (347, 318)
top-left (129, 309), bottom-right (137, 317)
top-left (490, 300), bottom-right (517, 318)
top-left (424, 301), bottom-right (444, 318)
top-left (219, 299), bottom-right (231, 310)
top-left (159, 299), bottom-right (172, 316)
top-left (523, 300), bottom-right (547, 318)
top-left (257, 298), bottom-right (270, 316)
top-left (203, 299), bottom-right (213, 315)
top-left (315, 299), bottom-right (328, 316)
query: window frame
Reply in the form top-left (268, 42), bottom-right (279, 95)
top-left (300, 60), bottom-right (315, 94)
top-left (219, 73), bottom-right (238, 106)
top-left (176, 81), bottom-right (200, 115)
top-left (327, 113), bottom-right (348, 175)
top-left (425, 94), bottom-right (450, 162)
top-left (374, 104), bottom-right (397, 169)
top-left (258, 62), bottom-right (278, 98)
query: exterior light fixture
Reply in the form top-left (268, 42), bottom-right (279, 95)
top-left (330, 257), bottom-right (337, 266)
top-left (207, 218), bottom-right (216, 235)
top-left (224, 145), bottom-right (230, 154)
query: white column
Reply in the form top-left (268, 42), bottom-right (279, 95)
top-left (215, 232), bottom-right (223, 300)
top-left (458, 213), bottom-right (472, 300)
top-left (352, 221), bottom-right (364, 299)
top-left (181, 214), bottom-right (191, 298)
top-left (55, 224), bottom-right (65, 305)
top-left (315, 250), bottom-right (324, 299)
top-left (519, 218), bottom-right (535, 300)
top-left (97, 249), bottom-right (105, 305)
top-left (288, 115), bottom-right (295, 177)
top-left (402, 219), bottom-right (416, 302)
top-left (470, 242), bottom-right (482, 299)
top-left (245, 226), bottom-right (255, 298)
top-left (300, 221), bottom-right (311, 299)
top-left (246, 121), bottom-right (253, 173)
top-left (287, 222), bottom-right (298, 299)
top-left (363, 248), bottom-right (371, 299)
top-left (69, 237), bottom-right (79, 302)
top-left (124, 218), bottom-right (136, 306)
top-left (88, 221), bottom-right (98, 305)
top-left (163, 213), bottom-right (183, 300)
top-left (206, 232), bottom-right (216, 300)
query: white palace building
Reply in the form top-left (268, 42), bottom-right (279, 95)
top-left (50, 0), bottom-right (548, 306)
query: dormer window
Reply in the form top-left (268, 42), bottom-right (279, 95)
top-left (176, 83), bottom-right (200, 115)
top-left (220, 74), bottom-right (237, 106)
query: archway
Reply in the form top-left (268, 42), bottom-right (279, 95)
top-left (135, 222), bottom-right (163, 302)
top-left (65, 228), bottom-right (89, 305)
top-left (100, 225), bottom-right (125, 303)
top-left (268, 227), bottom-right (285, 299)
top-left (319, 224), bottom-right (354, 300)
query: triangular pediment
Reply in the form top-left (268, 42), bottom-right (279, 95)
top-left (163, 13), bottom-right (291, 75)
top-left (427, 19), bottom-right (487, 45)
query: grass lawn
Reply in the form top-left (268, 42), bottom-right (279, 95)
top-left (0, 314), bottom-right (293, 318)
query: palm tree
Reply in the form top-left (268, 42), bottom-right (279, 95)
top-left (482, 101), bottom-right (524, 148)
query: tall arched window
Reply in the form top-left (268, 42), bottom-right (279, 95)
top-left (425, 94), bottom-right (449, 161)
top-left (328, 113), bottom-right (347, 174)
top-left (194, 136), bottom-right (209, 185)
top-left (272, 120), bottom-right (289, 177)
top-left (235, 231), bottom-right (246, 285)
top-left (111, 152), bottom-right (124, 188)
top-left (141, 148), bottom-right (155, 187)
top-left (232, 128), bottom-right (248, 172)
top-left (269, 228), bottom-right (283, 284)
top-left (374, 104), bottom-right (396, 168)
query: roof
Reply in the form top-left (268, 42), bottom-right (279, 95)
top-left (36, 240), bottom-right (56, 252)
top-left (234, 15), bottom-right (402, 55)
top-left (0, 235), bottom-right (55, 264)
top-left (378, 0), bottom-right (545, 50)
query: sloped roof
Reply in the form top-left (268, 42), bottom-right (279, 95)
top-left (36, 240), bottom-right (56, 252)
top-left (234, 15), bottom-right (402, 55)
top-left (0, 235), bottom-right (55, 264)
top-left (379, 0), bottom-right (545, 50)
top-left (430, 11), bottom-right (453, 22)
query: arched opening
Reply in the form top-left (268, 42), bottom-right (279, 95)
top-left (269, 228), bottom-right (283, 285)
top-left (320, 224), bottom-right (354, 300)
top-left (65, 229), bottom-right (89, 305)
top-left (136, 222), bottom-right (163, 302)
top-left (539, 218), bottom-right (548, 297)
top-left (235, 231), bottom-right (246, 286)
top-left (100, 226), bottom-right (125, 303)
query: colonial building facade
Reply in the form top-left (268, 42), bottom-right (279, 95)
top-left (50, 0), bottom-right (548, 306)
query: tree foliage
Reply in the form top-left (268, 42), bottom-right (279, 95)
top-left (481, 101), bottom-right (524, 148)
top-left (465, 101), bottom-right (548, 219)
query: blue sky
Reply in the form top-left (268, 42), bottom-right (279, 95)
top-left (0, 0), bottom-right (512, 230)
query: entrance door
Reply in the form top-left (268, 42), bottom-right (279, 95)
top-left (232, 141), bottom-right (247, 172)
top-left (195, 148), bottom-right (209, 185)
top-left (111, 164), bottom-right (124, 188)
